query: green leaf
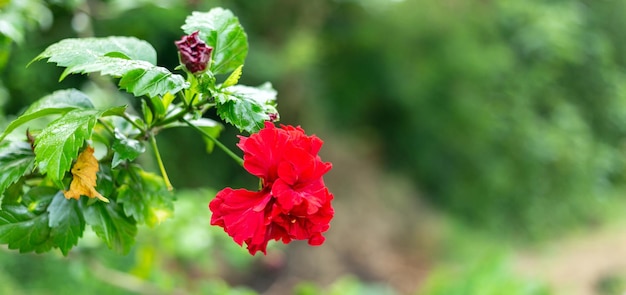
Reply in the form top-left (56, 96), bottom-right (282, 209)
top-left (0, 89), bottom-right (94, 141)
top-left (116, 165), bottom-right (173, 227)
top-left (32, 37), bottom-right (188, 97)
top-left (141, 99), bottom-right (153, 125)
top-left (101, 105), bottom-right (128, 117)
top-left (215, 83), bottom-right (279, 133)
top-left (34, 108), bottom-right (100, 188)
top-left (81, 199), bottom-right (137, 254)
top-left (111, 130), bottom-right (145, 168)
top-left (161, 92), bottom-right (176, 110)
top-left (0, 17), bottom-right (24, 44)
top-left (222, 65), bottom-right (243, 88)
top-left (32, 105), bottom-right (125, 187)
top-left (96, 163), bottom-right (115, 198)
top-left (118, 66), bottom-right (187, 97)
top-left (0, 187), bottom-right (56, 253)
top-left (2, 179), bottom-right (25, 206)
top-left (147, 95), bottom-right (166, 120)
top-left (0, 141), bottom-right (35, 199)
top-left (182, 8), bottom-right (248, 75)
top-left (47, 191), bottom-right (85, 256)
top-left (34, 36), bottom-right (157, 65)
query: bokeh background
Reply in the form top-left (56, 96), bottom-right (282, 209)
top-left (3, 0), bottom-right (626, 294)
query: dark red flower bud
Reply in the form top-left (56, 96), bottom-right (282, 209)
top-left (175, 31), bottom-right (213, 74)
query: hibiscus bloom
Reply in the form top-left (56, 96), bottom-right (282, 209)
top-left (210, 122), bottom-right (334, 255)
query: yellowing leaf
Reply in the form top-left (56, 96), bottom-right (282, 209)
top-left (63, 146), bottom-right (109, 203)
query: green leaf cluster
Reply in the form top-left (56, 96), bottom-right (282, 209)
top-left (182, 8), bottom-right (248, 75)
top-left (216, 83), bottom-right (279, 133)
top-left (32, 37), bottom-right (188, 97)
top-left (0, 7), bottom-right (281, 255)
top-left (179, 8), bottom-right (278, 133)
top-left (0, 0), bottom-right (51, 70)
top-left (0, 89), bottom-right (172, 255)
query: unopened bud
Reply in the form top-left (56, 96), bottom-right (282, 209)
top-left (175, 31), bottom-right (213, 74)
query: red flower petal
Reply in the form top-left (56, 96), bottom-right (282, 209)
top-left (272, 178), bottom-right (328, 214)
top-left (280, 125), bottom-right (324, 155)
top-left (277, 146), bottom-right (332, 185)
top-left (238, 122), bottom-right (290, 183)
top-left (271, 191), bottom-right (334, 245)
top-left (209, 187), bottom-right (273, 254)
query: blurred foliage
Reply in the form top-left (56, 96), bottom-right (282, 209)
top-left (317, 0), bottom-right (626, 238)
top-left (295, 276), bottom-right (397, 295)
top-left (0, 189), bottom-right (258, 294)
top-left (417, 256), bottom-right (552, 295)
top-left (596, 271), bottom-right (626, 295)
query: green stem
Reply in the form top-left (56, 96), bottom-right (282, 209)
top-left (155, 108), bottom-right (188, 127)
top-left (97, 118), bottom-right (115, 136)
top-left (182, 118), bottom-right (244, 166)
top-left (155, 95), bottom-right (214, 128)
top-left (122, 112), bottom-right (145, 132)
top-left (149, 133), bottom-right (174, 191)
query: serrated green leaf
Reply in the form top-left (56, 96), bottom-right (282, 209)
top-left (141, 99), bottom-right (153, 125)
top-left (182, 8), bottom-right (248, 75)
top-left (222, 65), bottom-right (243, 88)
top-left (117, 66), bottom-right (187, 97)
top-left (32, 105), bottom-right (124, 188)
top-left (111, 131), bottom-right (145, 168)
top-left (101, 105), bottom-right (127, 117)
top-left (34, 109), bottom-right (100, 188)
top-left (104, 51), bottom-right (131, 59)
top-left (81, 199), bottom-right (137, 254)
top-left (22, 187), bottom-right (57, 213)
top-left (217, 99), bottom-right (266, 133)
top-left (97, 163), bottom-right (115, 198)
top-left (47, 191), bottom-right (85, 256)
top-left (33, 37), bottom-right (188, 97)
top-left (33, 36), bottom-right (157, 65)
top-left (0, 89), bottom-right (94, 141)
top-left (0, 206), bottom-right (52, 253)
top-left (0, 141), bottom-right (35, 199)
top-left (221, 83), bottom-right (278, 105)
top-left (116, 165), bottom-right (173, 227)
top-left (147, 95), bottom-right (166, 120)
top-left (215, 83), bottom-right (279, 133)
top-left (0, 187), bottom-right (56, 253)
top-left (2, 179), bottom-right (25, 206)
top-left (162, 92), bottom-right (175, 110)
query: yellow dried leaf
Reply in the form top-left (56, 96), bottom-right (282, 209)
top-left (63, 146), bottom-right (109, 203)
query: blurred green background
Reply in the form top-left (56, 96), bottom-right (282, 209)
top-left (3, 0), bottom-right (626, 294)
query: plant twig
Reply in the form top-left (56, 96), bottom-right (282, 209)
top-left (97, 118), bottom-right (115, 137)
top-left (149, 133), bottom-right (174, 191)
top-left (122, 112), bottom-right (146, 132)
top-left (182, 118), bottom-right (244, 166)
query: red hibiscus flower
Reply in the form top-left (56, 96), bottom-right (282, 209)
top-left (209, 122), bottom-right (334, 255)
